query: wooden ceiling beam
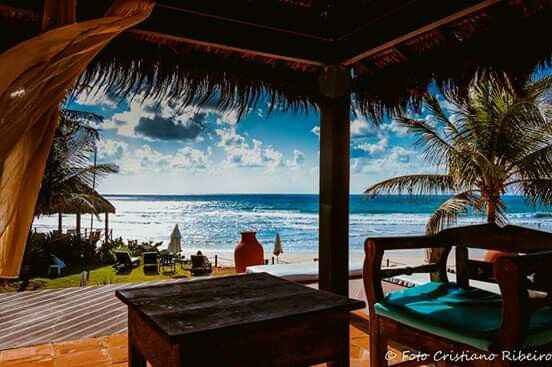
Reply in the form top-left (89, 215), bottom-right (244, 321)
top-left (128, 29), bottom-right (325, 67)
top-left (341, 0), bottom-right (502, 66)
top-left (134, 4), bottom-right (332, 65)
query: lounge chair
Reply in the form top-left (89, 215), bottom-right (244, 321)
top-left (48, 255), bottom-right (66, 277)
top-left (113, 250), bottom-right (140, 273)
top-left (143, 252), bottom-right (159, 274)
top-left (191, 252), bottom-right (212, 276)
top-left (160, 253), bottom-right (176, 273)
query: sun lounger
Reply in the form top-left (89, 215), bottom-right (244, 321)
top-left (143, 252), bottom-right (159, 273)
top-left (160, 254), bottom-right (176, 273)
top-left (246, 259), bottom-right (365, 283)
top-left (113, 250), bottom-right (140, 273)
top-left (48, 255), bottom-right (66, 277)
top-left (191, 253), bottom-right (212, 276)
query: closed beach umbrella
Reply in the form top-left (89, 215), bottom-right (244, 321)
top-left (273, 233), bottom-right (283, 262)
top-left (168, 224), bottom-right (182, 254)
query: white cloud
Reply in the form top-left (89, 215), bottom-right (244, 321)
top-left (351, 146), bottom-right (416, 175)
top-left (216, 127), bottom-right (306, 171)
top-left (382, 119), bottom-right (409, 136)
top-left (110, 143), bottom-right (211, 175)
top-left (350, 118), bottom-right (375, 138)
top-left (96, 139), bottom-right (128, 160)
top-left (171, 146), bottom-right (211, 170)
top-left (311, 126), bottom-right (320, 138)
top-left (287, 149), bottom-right (306, 169)
top-left (73, 88), bottom-right (118, 109)
top-left (356, 136), bottom-right (388, 154)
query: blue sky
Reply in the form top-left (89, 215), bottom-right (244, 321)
top-left (70, 90), bottom-right (433, 194)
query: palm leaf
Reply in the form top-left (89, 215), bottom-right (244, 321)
top-left (364, 174), bottom-right (457, 196)
top-left (394, 116), bottom-right (455, 166)
top-left (426, 191), bottom-right (483, 235)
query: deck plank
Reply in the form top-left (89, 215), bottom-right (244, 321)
top-left (0, 277), bottom-right (378, 351)
top-left (0, 279), bottom-right (189, 350)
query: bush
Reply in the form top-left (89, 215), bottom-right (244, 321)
top-left (21, 232), bottom-right (101, 278)
top-left (21, 233), bottom-right (164, 279)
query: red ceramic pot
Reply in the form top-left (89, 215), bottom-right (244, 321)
top-left (234, 231), bottom-right (264, 273)
top-left (483, 250), bottom-right (513, 263)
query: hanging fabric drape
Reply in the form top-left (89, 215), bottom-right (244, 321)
top-left (0, 0), bottom-right (155, 279)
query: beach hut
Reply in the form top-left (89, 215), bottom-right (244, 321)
top-left (168, 224), bottom-right (182, 254)
top-left (35, 188), bottom-right (115, 240)
top-left (0, 0), bottom-right (550, 298)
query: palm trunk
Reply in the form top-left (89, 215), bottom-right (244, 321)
top-left (487, 200), bottom-right (497, 223)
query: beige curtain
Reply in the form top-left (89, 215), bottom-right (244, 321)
top-left (0, 0), bottom-right (155, 279)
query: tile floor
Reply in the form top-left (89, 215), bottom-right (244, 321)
top-left (0, 325), bottom-right (403, 366)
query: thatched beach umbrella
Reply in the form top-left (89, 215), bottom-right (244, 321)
top-left (273, 233), bottom-right (283, 263)
top-left (168, 224), bottom-right (182, 254)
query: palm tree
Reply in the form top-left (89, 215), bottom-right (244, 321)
top-left (365, 71), bottom-right (552, 235)
top-left (35, 109), bottom-right (118, 216)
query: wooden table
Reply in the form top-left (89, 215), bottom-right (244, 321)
top-left (116, 272), bottom-right (365, 367)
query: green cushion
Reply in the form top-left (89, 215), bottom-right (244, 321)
top-left (375, 282), bottom-right (552, 351)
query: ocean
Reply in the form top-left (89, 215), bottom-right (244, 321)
top-left (33, 195), bottom-right (552, 262)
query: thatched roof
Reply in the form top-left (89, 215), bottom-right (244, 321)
top-left (38, 189), bottom-right (116, 216)
top-left (2, 0), bottom-right (551, 120)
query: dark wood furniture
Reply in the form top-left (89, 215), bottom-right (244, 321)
top-left (160, 253), bottom-right (176, 273)
top-left (112, 250), bottom-right (140, 273)
top-left (364, 223), bottom-right (552, 367)
top-left (143, 252), bottom-right (159, 274)
top-left (190, 254), bottom-right (212, 276)
top-left (116, 272), bottom-right (364, 367)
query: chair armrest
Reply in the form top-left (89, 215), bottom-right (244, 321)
top-left (364, 235), bottom-right (445, 251)
top-left (493, 251), bottom-right (552, 349)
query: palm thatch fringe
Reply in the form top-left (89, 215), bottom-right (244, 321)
top-left (352, 1), bottom-right (552, 122)
top-left (75, 32), bottom-right (321, 118)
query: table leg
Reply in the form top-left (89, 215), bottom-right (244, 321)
top-left (129, 339), bottom-right (147, 367)
top-left (328, 320), bottom-right (350, 367)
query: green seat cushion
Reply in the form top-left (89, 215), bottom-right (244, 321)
top-left (375, 282), bottom-right (552, 351)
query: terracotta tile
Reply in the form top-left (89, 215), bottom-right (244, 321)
top-left (107, 345), bottom-right (127, 364)
top-left (350, 325), bottom-right (368, 339)
top-left (2, 358), bottom-right (55, 367)
top-left (54, 349), bottom-right (110, 367)
top-left (53, 338), bottom-right (103, 356)
top-left (1, 344), bottom-right (54, 362)
top-left (100, 333), bottom-right (128, 348)
top-left (351, 336), bottom-right (370, 349)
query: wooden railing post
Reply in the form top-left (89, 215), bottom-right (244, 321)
top-left (318, 66), bottom-right (351, 298)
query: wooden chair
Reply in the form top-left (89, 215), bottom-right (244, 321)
top-left (113, 250), bottom-right (140, 273)
top-left (191, 253), bottom-right (212, 276)
top-left (160, 253), bottom-right (176, 273)
top-left (143, 252), bottom-right (160, 274)
top-left (364, 223), bottom-right (552, 367)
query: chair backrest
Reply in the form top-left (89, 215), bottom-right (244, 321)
top-left (434, 223), bottom-right (552, 290)
top-left (191, 255), bottom-right (210, 268)
top-left (160, 254), bottom-right (173, 265)
top-left (51, 255), bottom-right (65, 267)
top-left (114, 251), bottom-right (131, 265)
top-left (143, 252), bottom-right (158, 264)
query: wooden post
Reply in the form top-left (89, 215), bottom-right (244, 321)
top-left (76, 213), bottom-right (81, 237)
top-left (42, 0), bottom-right (76, 31)
top-left (318, 66), bottom-right (351, 298)
top-left (105, 212), bottom-right (109, 242)
top-left (58, 213), bottom-right (62, 234)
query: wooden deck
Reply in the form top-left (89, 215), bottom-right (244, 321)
top-left (0, 278), bottom-right (380, 352)
top-left (0, 279), bottom-right (187, 351)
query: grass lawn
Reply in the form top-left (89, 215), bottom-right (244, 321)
top-left (26, 264), bottom-right (236, 290)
